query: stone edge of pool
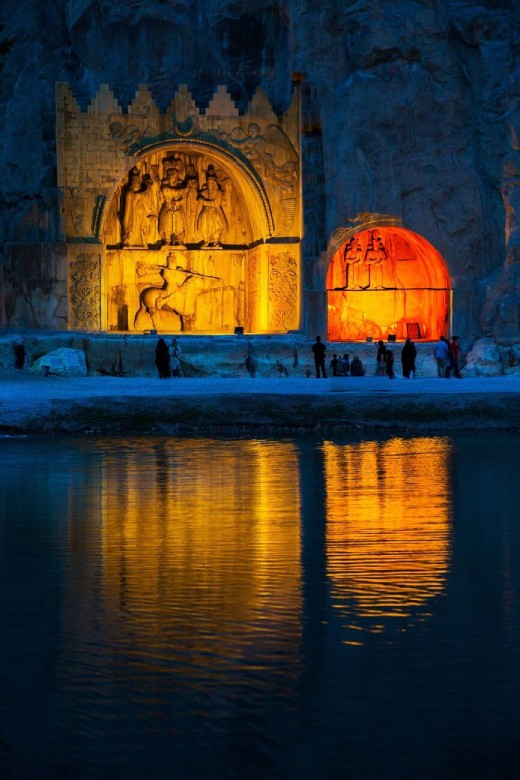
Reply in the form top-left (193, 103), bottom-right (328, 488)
top-left (1, 389), bottom-right (520, 435)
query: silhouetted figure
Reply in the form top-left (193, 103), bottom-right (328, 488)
top-left (385, 348), bottom-right (395, 378)
top-left (155, 338), bottom-right (171, 378)
top-left (14, 342), bottom-right (25, 369)
top-left (312, 336), bottom-right (327, 378)
top-left (337, 353), bottom-right (350, 376)
top-left (401, 337), bottom-right (417, 378)
top-left (330, 353), bottom-right (339, 376)
top-left (446, 336), bottom-right (462, 378)
top-left (376, 340), bottom-right (386, 376)
top-left (350, 356), bottom-right (365, 376)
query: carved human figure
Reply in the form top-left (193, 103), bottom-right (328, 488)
top-left (140, 174), bottom-right (161, 245)
top-left (135, 251), bottom-right (223, 331)
top-left (364, 229), bottom-right (386, 289)
top-left (184, 175), bottom-right (200, 243)
top-left (158, 166), bottom-right (187, 246)
top-left (196, 166), bottom-right (228, 247)
top-left (122, 173), bottom-right (147, 246)
top-left (344, 237), bottom-right (364, 289)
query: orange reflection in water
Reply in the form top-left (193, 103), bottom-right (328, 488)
top-left (93, 438), bottom-right (302, 668)
top-left (323, 437), bottom-right (451, 640)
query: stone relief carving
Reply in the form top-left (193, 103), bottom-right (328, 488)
top-left (134, 251), bottom-right (223, 332)
top-left (268, 252), bottom-right (298, 331)
top-left (70, 254), bottom-right (101, 329)
top-left (211, 123), bottom-right (299, 234)
top-left (340, 230), bottom-right (395, 290)
top-left (113, 152), bottom-right (248, 249)
top-left (213, 123), bottom-right (298, 193)
top-left (109, 114), bottom-right (159, 153)
top-left (70, 188), bottom-right (88, 235)
top-left (343, 236), bottom-right (364, 289)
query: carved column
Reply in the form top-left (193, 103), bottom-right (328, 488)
top-left (69, 251), bottom-right (102, 330)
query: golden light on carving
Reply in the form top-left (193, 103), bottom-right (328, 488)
top-left (323, 436), bottom-right (451, 642)
top-left (89, 438), bottom-right (303, 661)
top-left (326, 227), bottom-right (450, 341)
top-left (101, 146), bottom-right (300, 335)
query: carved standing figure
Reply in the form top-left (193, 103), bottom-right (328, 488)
top-left (196, 166), bottom-right (228, 247)
top-left (158, 165), bottom-right (187, 246)
top-left (364, 229), bottom-right (387, 289)
top-left (140, 174), bottom-right (161, 245)
top-left (344, 237), bottom-right (364, 289)
top-left (184, 174), bottom-right (201, 243)
top-left (122, 173), bottom-right (147, 246)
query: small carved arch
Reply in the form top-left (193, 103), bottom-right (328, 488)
top-left (326, 224), bottom-right (451, 342)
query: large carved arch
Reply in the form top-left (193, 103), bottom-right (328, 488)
top-left (102, 143), bottom-right (294, 334)
top-left (57, 82), bottom-right (302, 334)
top-left (326, 226), bottom-right (450, 342)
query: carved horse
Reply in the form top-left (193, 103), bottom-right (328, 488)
top-left (134, 272), bottom-right (222, 332)
top-left (134, 285), bottom-right (185, 331)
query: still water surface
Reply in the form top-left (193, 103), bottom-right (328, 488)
top-left (0, 432), bottom-right (519, 780)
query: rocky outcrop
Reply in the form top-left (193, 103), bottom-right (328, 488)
top-left (1, 1), bottom-right (520, 336)
top-left (462, 337), bottom-right (504, 377)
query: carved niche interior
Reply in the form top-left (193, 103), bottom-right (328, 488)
top-left (326, 227), bottom-right (450, 341)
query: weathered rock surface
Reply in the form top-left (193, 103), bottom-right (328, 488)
top-left (463, 336), bottom-right (504, 377)
top-left (1, 1), bottom-right (520, 336)
top-left (30, 347), bottom-right (88, 377)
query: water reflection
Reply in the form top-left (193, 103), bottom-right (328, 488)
top-left (66, 438), bottom-right (303, 678)
top-left (323, 437), bottom-right (452, 641)
top-left (8, 431), bottom-right (512, 780)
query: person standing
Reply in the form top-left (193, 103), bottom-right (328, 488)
top-left (385, 348), bottom-right (395, 379)
top-left (401, 337), bottom-right (417, 378)
top-left (433, 336), bottom-right (449, 378)
top-left (376, 340), bottom-right (387, 376)
top-left (446, 336), bottom-right (462, 378)
top-left (169, 337), bottom-right (182, 377)
top-left (155, 338), bottom-right (171, 378)
top-left (337, 353), bottom-right (350, 376)
top-left (312, 336), bottom-right (327, 378)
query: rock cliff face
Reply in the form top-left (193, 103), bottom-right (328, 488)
top-left (1, 0), bottom-right (520, 337)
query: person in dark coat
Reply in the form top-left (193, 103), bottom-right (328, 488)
top-left (385, 349), bottom-right (395, 378)
top-left (312, 335), bottom-right (327, 378)
top-left (400, 337), bottom-right (417, 378)
top-left (155, 337), bottom-right (171, 378)
top-left (446, 336), bottom-right (462, 378)
top-left (350, 355), bottom-right (365, 376)
top-left (376, 340), bottom-right (386, 376)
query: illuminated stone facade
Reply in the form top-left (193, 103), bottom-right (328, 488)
top-left (57, 83), bottom-right (301, 335)
top-left (2, 1), bottom-right (520, 347)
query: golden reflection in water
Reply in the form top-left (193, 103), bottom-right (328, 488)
top-left (93, 438), bottom-right (302, 667)
top-left (323, 437), bottom-right (451, 640)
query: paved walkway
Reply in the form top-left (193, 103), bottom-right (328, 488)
top-left (2, 368), bottom-right (520, 401)
top-left (2, 369), bottom-right (520, 433)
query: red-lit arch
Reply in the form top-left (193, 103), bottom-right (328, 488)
top-left (326, 227), bottom-right (450, 342)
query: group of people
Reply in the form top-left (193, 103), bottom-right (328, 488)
top-left (433, 336), bottom-right (462, 378)
top-left (155, 337), bottom-right (182, 378)
top-left (312, 337), bottom-right (366, 377)
top-left (313, 334), bottom-right (462, 380)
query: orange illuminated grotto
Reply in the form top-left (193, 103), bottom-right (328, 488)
top-left (326, 227), bottom-right (450, 342)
